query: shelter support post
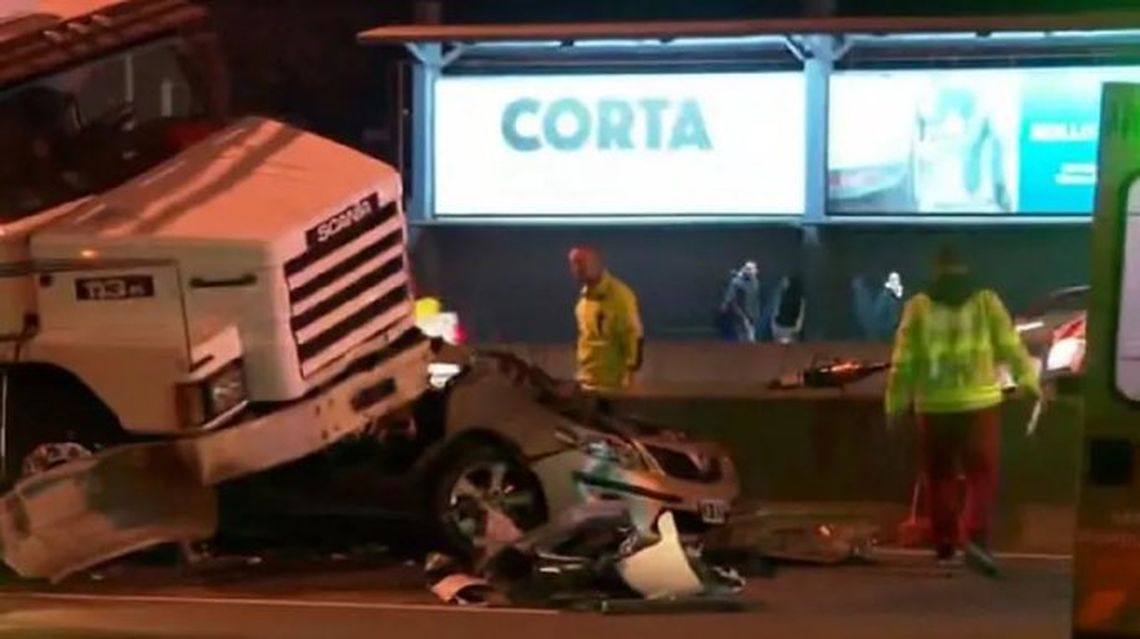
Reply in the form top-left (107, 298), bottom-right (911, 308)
top-left (801, 35), bottom-right (838, 339)
top-left (407, 43), bottom-right (439, 228)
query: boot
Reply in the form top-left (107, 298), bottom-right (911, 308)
top-left (963, 537), bottom-right (1000, 579)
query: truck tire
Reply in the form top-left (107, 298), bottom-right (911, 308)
top-left (431, 444), bottom-right (546, 555)
top-left (0, 365), bottom-right (123, 488)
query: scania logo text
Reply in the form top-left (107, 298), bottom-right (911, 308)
top-left (306, 192), bottom-right (382, 248)
top-left (317, 198), bottom-right (374, 244)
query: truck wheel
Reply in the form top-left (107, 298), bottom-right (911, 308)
top-left (20, 442), bottom-right (93, 478)
top-left (432, 445), bottom-right (546, 554)
top-left (0, 365), bottom-right (122, 488)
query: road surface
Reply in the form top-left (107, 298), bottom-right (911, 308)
top-left (0, 551), bottom-right (1072, 639)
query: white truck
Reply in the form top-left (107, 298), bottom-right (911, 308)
top-left (0, 0), bottom-right (429, 581)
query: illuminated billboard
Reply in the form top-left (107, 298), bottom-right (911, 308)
top-left (433, 72), bottom-right (806, 217)
top-left (828, 66), bottom-right (1140, 215)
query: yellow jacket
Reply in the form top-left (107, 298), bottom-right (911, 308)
top-left (886, 289), bottom-right (1039, 416)
top-left (575, 272), bottom-right (643, 390)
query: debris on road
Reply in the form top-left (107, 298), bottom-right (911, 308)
top-left (425, 553), bottom-right (497, 606)
top-left (425, 501), bottom-right (748, 611)
top-left (710, 509), bottom-right (879, 566)
top-left (768, 358), bottom-right (890, 390)
top-left (615, 510), bottom-right (705, 599)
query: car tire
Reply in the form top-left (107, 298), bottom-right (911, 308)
top-left (431, 444), bottom-right (547, 556)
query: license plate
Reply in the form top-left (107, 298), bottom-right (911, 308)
top-left (699, 499), bottom-right (728, 524)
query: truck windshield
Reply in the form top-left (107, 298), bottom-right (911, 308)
top-left (0, 38), bottom-right (202, 222)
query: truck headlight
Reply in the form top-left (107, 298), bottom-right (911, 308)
top-left (177, 361), bottom-right (249, 428)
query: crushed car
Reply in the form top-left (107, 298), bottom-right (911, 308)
top-left (420, 349), bottom-right (740, 551)
top-left (217, 349), bottom-right (739, 559)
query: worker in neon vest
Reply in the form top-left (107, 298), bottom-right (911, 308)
top-left (569, 246), bottom-right (644, 391)
top-left (885, 246), bottom-right (1039, 577)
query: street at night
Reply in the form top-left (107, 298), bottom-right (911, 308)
top-left (0, 552), bottom-right (1070, 639)
top-left (4, 0), bottom-right (1140, 637)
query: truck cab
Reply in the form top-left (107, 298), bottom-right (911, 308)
top-left (0, 0), bottom-right (429, 581)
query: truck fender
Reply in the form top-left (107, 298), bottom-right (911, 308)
top-left (0, 443), bottom-right (216, 583)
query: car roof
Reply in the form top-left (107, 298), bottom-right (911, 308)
top-left (1022, 285), bottom-right (1089, 317)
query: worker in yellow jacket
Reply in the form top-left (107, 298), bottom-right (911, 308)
top-left (568, 246), bottom-right (644, 391)
top-left (886, 246), bottom-right (1039, 578)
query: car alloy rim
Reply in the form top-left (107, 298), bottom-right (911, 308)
top-left (446, 460), bottom-right (539, 548)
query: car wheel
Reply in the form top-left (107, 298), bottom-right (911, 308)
top-left (433, 445), bottom-right (547, 554)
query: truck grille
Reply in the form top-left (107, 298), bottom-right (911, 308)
top-left (284, 201), bottom-right (410, 378)
top-left (645, 445), bottom-right (723, 483)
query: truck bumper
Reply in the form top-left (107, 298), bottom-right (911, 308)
top-left (0, 328), bottom-right (430, 582)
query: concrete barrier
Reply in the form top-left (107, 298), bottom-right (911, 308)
top-left (485, 341), bottom-right (893, 397)
top-left (483, 342), bottom-right (1081, 553)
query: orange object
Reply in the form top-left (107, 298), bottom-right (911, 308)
top-left (896, 474), bottom-right (970, 548)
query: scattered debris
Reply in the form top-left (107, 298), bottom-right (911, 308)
top-left (769, 359), bottom-right (889, 390)
top-left (175, 541), bottom-right (267, 576)
top-left (425, 502), bottom-right (749, 611)
top-left (616, 511), bottom-right (704, 599)
top-left (711, 509), bottom-right (878, 565)
top-left (425, 553), bottom-right (497, 606)
top-left (755, 518), bottom-right (877, 564)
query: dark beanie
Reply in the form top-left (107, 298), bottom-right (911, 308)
top-left (934, 245), bottom-right (968, 276)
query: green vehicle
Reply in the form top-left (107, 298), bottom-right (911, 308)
top-left (1073, 82), bottom-right (1140, 638)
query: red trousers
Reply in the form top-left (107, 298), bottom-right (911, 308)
top-left (918, 407), bottom-right (1000, 549)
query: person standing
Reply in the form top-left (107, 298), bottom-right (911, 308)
top-left (770, 275), bottom-right (806, 344)
top-left (569, 246), bottom-right (644, 391)
top-left (885, 246), bottom-right (1039, 577)
top-left (720, 261), bottom-right (762, 343)
top-left (853, 271), bottom-right (906, 342)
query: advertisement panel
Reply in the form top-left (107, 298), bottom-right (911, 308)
top-left (433, 72), bottom-right (806, 217)
top-left (829, 66), bottom-right (1140, 215)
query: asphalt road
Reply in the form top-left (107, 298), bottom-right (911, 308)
top-left (0, 552), bottom-right (1073, 639)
